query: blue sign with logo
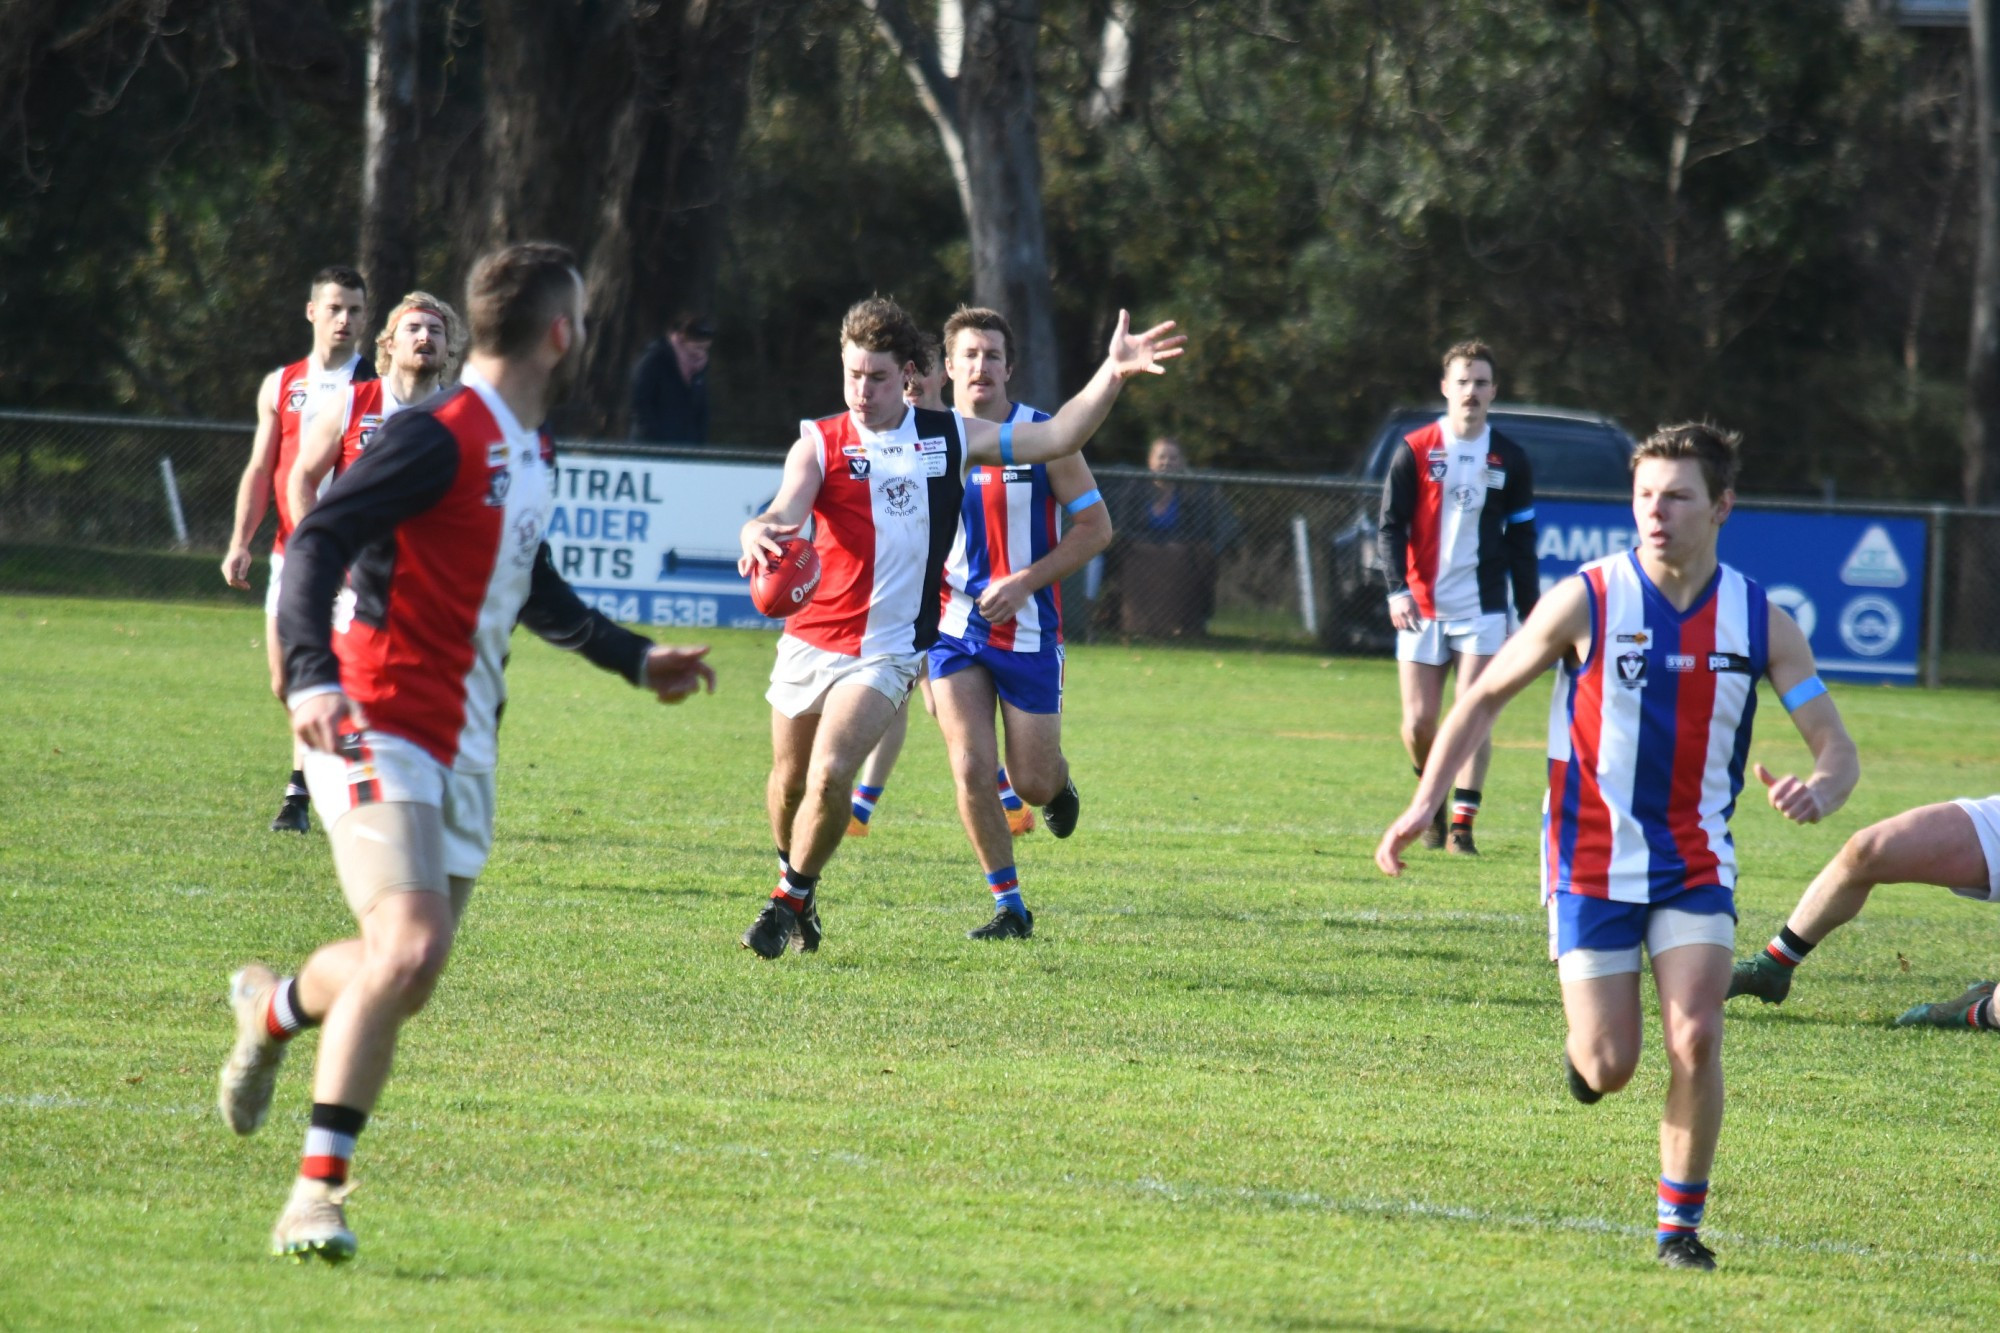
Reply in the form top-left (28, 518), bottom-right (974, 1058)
top-left (1533, 501), bottom-right (1926, 685)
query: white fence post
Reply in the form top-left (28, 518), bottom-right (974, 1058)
top-left (1291, 513), bottom-right (1316, 639)
top-left (159, 455), bottom-right (189, 550)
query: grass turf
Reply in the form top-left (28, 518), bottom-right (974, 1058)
top-left (3, 594), bottom-right (1999, 1329)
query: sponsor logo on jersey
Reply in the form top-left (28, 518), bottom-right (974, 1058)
top-left (970, 471), bottom-right (991, 485)
top-left (487, 443), bottom-right (510, 466)
top-left (1708, 653), bottom-right (1754, 673)
top-left (485, 467), bottom-right (512, 507)
top-left (848, 457), bottom-right (872, 480)
top-left (877, 444), bottom-right (905, 457)
top-left (1615, 651), bottom-right (1647, 687)
top-left (1666, 653), bottom-right (1696, 672)
top-left (1426, 448), bottom-right (1448, 482)
top-left (915, 436), bottom-right (948, 454)
top-left (1615, 630), bottom-right (1650, 645)
top-left (1488, 452), bottom-right (1504, 466)
top-left (1485, 467), bottom-right (1506, 489)
top-left (1001, 466), bottom-right (1034, 485)
top-left (842, 444), bottom-right (868, 457)
top-left (882, 477), bottom-right (919, 516)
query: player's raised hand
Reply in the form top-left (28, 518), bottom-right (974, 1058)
top-left (737, 521), bottom-right (802, 577)
top-left (1375, 804), bottom-right (1435, 876)
top-left (1755, 762), bottom-right (1824, 824)
top-left (643, 643), bottom-right (716, 703)
top-left (291, 690), bottom-right (368, 754)
top-left (1106, 309), bottom-right (1186, 380)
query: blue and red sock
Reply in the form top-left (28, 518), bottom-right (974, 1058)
top-left (996, 769), bottom-right (1024, 813)
top-left (1656, 1176), bottom-right (1708, 1245)
top-left (851, 783), bottom-right (885, 826)
top-left (987, 865), bottom-right (1025, 917)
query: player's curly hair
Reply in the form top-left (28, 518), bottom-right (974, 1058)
top-left (907, 330), bottom-right (943, 389)
top-left (374, 290), bottom-right (466, 382)
top-left (1441, 339), bottom-right (1497, 380)
top-left (1632, 421), bottom-right (1741, 501)
top-left (943, 305), bottom-right (1016, 365)
top-left (839, 296), bottom-right (925, 372)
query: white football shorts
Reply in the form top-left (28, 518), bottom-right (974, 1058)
top-left (264, 550), bottom-right (286, 619)
top-left (303, 728), bottom-right (497, 895)
top-left (1949, 795), bottom-right (2000, 902)
top-left (765, 634), bottom-right (924, 719)
top-left (1396, 611), bottom-right (1507, 666)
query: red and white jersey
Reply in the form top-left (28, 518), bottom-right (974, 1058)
top-left (272, 353), bottom-right (372, 554)
top-left (785, 405), bottom-right (967, 658)
top-left (939, 402), bottom-right (1061, 653)
top-left (281, 366), bottom-right (556, 772)
top-left (332, 378), bottom-right (411, 474)
top-left (1543, 551), bottom-right (1771, 904)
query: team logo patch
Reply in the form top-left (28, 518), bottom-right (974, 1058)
top-left (285, 385), bottom-right (308, 413)
top-left (848, 456), bottom-right (872, 480)
top-left (511, 514), bottom-right (542, 567)
top-left (1615, 651), bottom-right (1647, 687)
top-left (882, 477), bottom-right (919, 516)
top-left (1426, 448), bottom-right (1447, 482)
top-left (485, 467), bottom-right (512, 507)
top-left (1450, 484), bottom-right (1480, 511)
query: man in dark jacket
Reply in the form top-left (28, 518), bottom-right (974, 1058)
top-left (629, 312), bottom-right (714, 443)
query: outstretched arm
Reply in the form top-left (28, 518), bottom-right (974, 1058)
top-left (519, 544), bottom-right (715, 703)
top-left (1755, 604), bottom-right (1859, 824)
top-left (222, 370), bottom-right (282, 588)
top-left (286, 397), bottom-right (347, 527)
top-left (976, 454), bottom-right (1114, 625)
top-left (962, 311), bottom-right (1184, 467)
top-left (1375, 575), bottom-right (1592, 875)
top-left (737, 434), bottom-right (824, 574)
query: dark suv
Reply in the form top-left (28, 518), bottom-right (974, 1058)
top-left (1324, 404), bottom-right (1636, 651)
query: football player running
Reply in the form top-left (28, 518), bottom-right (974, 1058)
top-left (1374, 423), bottom-right (1859, 1270)
top-left (736, 297), bottom-right (1180, 959)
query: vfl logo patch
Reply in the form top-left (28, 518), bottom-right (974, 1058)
top-left (485, 467), bottom-right (512, 507)
top-left (848, 457), bottom-right (872, 480)
top-left (285, 385), bottom-right (309, 413)
top-left (357, 413), bottom-right (384, 450)
top-left (1616, 651), bottom-right (1647, 687)
top-left (1426, 448), bottom-right (1447, 482)
top-left (881, 477), bottom-right (919, 516)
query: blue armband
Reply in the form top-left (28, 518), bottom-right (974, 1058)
top-left (1063, 488), bottom-right (1103, 516)
top-left (1779, 675), bottom-right (1828, 712)
top-left (1508, 507), bottom-right (1535, 524)
top-left (999, 422), bottom-right (1015, 467)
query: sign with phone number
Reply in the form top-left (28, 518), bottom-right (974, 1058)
top-left (547, 453), bottom-right (787, 631)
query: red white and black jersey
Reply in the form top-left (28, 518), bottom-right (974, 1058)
top-left (1378, 420), bottom-right (1538, 621)
top-left (280, 366), bottom-right (654, 772)
top-left (785, 405), bottom-right (967, 658)
top-left (271, 353), bottom-right (375, 554)
top-left (332, 378), bottom-right (411, 475)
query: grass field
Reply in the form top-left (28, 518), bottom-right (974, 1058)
top-left (4, 594), bottom-right (2000, 1330)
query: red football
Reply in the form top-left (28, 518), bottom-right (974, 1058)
top-left (751, 537), bottom-right (822, 618)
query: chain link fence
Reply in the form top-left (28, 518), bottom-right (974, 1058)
top-left (5, 408), bottom-right (2000, 686)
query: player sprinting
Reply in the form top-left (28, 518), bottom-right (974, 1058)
top-left (929, 306), bottom-right (1111, 939)
top-left (1727, 794), bottom-right (2000, 1030)
top-left (285, 291), bottom-right (463, 524)
top-left (222, 266), bottom-right (377, 834)
top-left (1374, 423), bottom-right (1859, 1270)
top-left (1377, 341), bottom-right (1539, 855)
top-left (737, 296), bottom-right (1181, 959)
top-left (216, 243), bottom-right (716, 1263)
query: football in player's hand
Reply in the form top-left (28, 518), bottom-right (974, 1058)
top-left (750, 537), bottom-right (821, 618)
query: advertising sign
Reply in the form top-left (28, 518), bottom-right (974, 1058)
top-left (1534, 501), bottom-right (1926, 684)
top-left (547, 452), bottom-right (785, 630)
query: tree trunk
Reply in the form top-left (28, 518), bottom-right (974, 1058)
top-left (359, 0), bottom-right (420, 328)
top-left (1956, 0), bottom-right (2000, 655)
top-left (959, 0), bottom-right (1058, 409)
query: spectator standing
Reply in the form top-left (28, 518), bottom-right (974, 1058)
top-left (629, 312), bottom-right (715, 444)
top-left (1108, 436), bottom-right (1240, 637)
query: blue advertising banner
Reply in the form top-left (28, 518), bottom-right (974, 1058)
top-left (548, 452), bottom-right (786, 631)
top-left (1533, 501), bottom-right (1926, 684)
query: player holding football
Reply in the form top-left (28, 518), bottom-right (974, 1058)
top-left (1375, 423), bottom-right (1859, 1270)
top-left (285, 291), bottom-right (462, 524)
top-left (216, 243), bottom-right (716, 1264)
top-left (1727, 794), bottom-right (2000, 1030)
top-left (737, 296), bottom-right (1180, 958)
top-left (222, 266), bottom-right (377, 834)
top-left (1377, 341), bottom-right (1539, 855)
